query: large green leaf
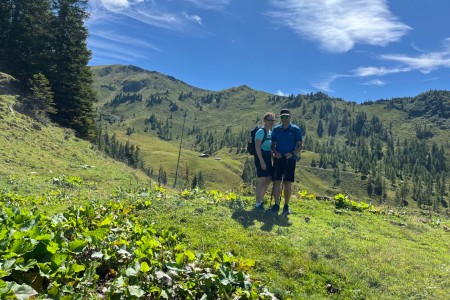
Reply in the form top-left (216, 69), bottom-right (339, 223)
top-left (68, 239), bottom-right (87, 253)
top-left (125, 261), bottom-right (139, 277)
top-left (99, 215), bottom-right (114, 227)
top-left (6, 282), bottom-right (38, 300)
top-left (51, 253), bottom-right (68, 268)
top-left (85, 228), bottom-right (109, 241)
top-left (46, 241), bottom-right (60, 254)
top-left (69, 263), bottom-right (85, 273)
top-left (14, 259), bottom-right (37, 272)
top-left (0, 259), bottom-right (15, 277)
top-left (8, 239), bottom-right (36, 256)
top-left (128, 285), bottom-right (145, 297)
top-left (140, 261), bottom-right (150, 273)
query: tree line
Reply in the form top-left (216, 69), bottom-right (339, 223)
top-left (0, 0), bottom-right (95, 139)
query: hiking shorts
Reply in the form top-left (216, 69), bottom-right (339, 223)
top-left (254, 150), bottom-right (273, 178)
top-left (273, 157), bottom-right (296, 182)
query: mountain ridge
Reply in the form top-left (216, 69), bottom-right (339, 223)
top-left (91, 64), bottom-right (450, 209)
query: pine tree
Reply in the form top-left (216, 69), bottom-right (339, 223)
top-left (0, 0), bottom-right (53, 83)
top-left (191, 175), bottom-right (198, 189)
top-left (50, 0), bottom-right (96, 139)
top-left (197, 171), bottom-right (205, 189)
top-left (0, 1), bottom-right (13, 69)
top-left (317, 120), bottom-right (324, 138)
top-left (24, 72), bottom-right (56, 121)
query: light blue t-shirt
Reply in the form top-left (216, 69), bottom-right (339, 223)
top-left (255, 128), bottom-right (272, 151)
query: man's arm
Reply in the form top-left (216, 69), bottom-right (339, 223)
top-left (271, 128), bottom-right (282, 158)
top-left (293, 140), bottom-right (303, 155)
top-left (292, 127), bottom-right (303, 156)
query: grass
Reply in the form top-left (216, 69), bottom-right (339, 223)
top-left (2, 167), bottom-right (449, 299)
top-left (147, 191), bottom-right (450, 299)
top-left (2, 71), bottom-right (450, 299)
top-left (0, 94), bottom-right (149, 204)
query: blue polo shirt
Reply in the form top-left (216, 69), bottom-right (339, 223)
top-left (271, 124), bottom-right (302, 156)
top-left (255, 128), bottom-right (272, 151)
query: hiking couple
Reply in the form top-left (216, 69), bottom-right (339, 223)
top-left (254, 109), bottom-right (303, 214)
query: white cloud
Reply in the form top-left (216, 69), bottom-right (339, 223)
top-left (354, 38), bottom-right (450, 76)
top-left (184, 0), bottom-right (231, 10)
top-left (353, 66), bottom-right (410, 77)
top-left (380, 51), bottom-right (450, 74)
top-left (275, 90), bottom-right (287, 96)
top-left (423, 76), bottom-right (440, 82)
top-left (317, 39), bottom-right (450, 92)
top-left (88, 39), bottom-right (149, 61)
top-left (90, 31), bottom-right (160, 51)
top-left (362, 79), bottom-right (385, 86)
top-left (313, 74), bottom-right (350, 92)
top-left (183, 12), bottom-right (203, 25)
top-left (100, 0), bottom-right (132, 11)
top-left (88, 0), bottom-right (182, 30)
top-left (268, 0), bottom-right (411, 53)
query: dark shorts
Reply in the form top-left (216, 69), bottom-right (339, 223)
top-left (273, 158), bottom-right (296, 182)
top-left (254, 150), bottom-right (273, 178)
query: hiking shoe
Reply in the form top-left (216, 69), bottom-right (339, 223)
top-left (283, 205), bottom-right (291, 215)
top-left (270, 203), bottom-right (280, 213)
top-left (255, 202), bottom-right (264, 210)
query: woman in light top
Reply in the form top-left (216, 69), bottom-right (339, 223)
top-left (254, 112), bottom-right (275, 209)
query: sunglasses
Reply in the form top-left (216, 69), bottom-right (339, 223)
top-left (280, 115), bottom-right (290, 119)
top-left (265, 119), bottom-right (275, 122)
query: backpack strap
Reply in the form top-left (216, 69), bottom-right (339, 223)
top-left (260, 127), bottom-right (267, 145)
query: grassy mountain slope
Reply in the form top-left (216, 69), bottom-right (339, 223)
top-left (2, 72), bottom-right (450, 299)
top-left (150, 191), bottom-right (450, 299)
top-left (91, 65), bottom-right (450, 206)
top-left (0, 73), bottom-right (149, 208)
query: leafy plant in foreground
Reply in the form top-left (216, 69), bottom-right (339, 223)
top-left (0, 190), bottom-right (275, 299)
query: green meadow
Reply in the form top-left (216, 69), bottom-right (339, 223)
top-left (2, 87), bottom-right (450, 299)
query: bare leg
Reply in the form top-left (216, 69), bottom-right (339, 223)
top-left (262, 177), bottom-right (271, 199)
top-left (273, 180), bottom-right (282, 205)
top-left (255, 177), bottom-right (266, 204)
top-left (284, 181), bottom-right (292, 205)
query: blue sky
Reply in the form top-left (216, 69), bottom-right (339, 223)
top-left (87, 0), bottom-right (450, 103)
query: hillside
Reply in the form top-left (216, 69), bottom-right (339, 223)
top-left (0, 73), bottom-right (149, 206)
top-left (2, 72), bottom-right (450, 299)
top-left (91, 65), bottom-right (450, 210)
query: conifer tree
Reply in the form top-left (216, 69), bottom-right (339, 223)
top-left (0, 1), bottom-right (13, 68)
top-left (317, 120), bottom-right (324, 138)
top-left (25, 72), bottom-right (56, 121)
top-left (50, 0), bottom-right (96, 139)
top-left (0, 0), bottom-right (53, 83)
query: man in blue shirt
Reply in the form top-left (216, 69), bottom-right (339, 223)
top-left (271, 109), bottom-right (303, 214)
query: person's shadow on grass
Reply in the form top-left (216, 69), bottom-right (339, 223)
top-left (231, 206), bottom-right (292, 232)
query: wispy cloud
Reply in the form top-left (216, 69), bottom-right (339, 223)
top-left (353, 66), bottom-right (411, 77)
top-left (423, 76), bottom-right (440, 82)
top-left (183, 12), bottom-right (203, 25)
top-left (315, 38), bottom-right (450, 92)
top-left (88, 0), bottom-right (182, 30)
top-left (275, 90), bottom-right (287, 96)
top-left (355, 38), bottom-right (450, 75)
top-left (268, 0), bottom-right (411, 53)
top-left (380, 51), bottom-right (450, 74)
top-left (184, 0), bottom-right (231, 10)
top-left (88, 39), bottom-right (149, 60)
top-left (90, 31), bottom-right (160, 51)
top-left (362, 79), bottom-right (386, 86)
top-left (313, 74), bottom-right (351, 92)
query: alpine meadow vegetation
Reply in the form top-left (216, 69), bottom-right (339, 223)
top-left (1, 1), bottom-right (450, 298)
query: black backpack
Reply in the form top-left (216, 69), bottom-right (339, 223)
top-left (247, 126), bottom-right (267, 155)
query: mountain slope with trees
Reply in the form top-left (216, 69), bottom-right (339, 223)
top-left (1, 76), bottom-right (450, 299)
top-left (0, 0), bottom-right (96, 138)
top-left (92, 65), bottom-right (450, 212)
